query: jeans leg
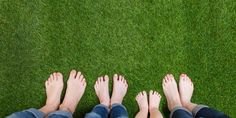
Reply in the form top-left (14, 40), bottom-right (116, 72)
top-left (85, 104), bottom-right (109, 118)
top-left (193, 105), bottom-right (230, 118)
top-left (6, 108), bottom-right (45, 118)
top-left (46, 110), bottom-right (73, 118)
top-left (170, 106), bottom-right (193, 118)
top-left (110, 103), bottom-right (128, 118)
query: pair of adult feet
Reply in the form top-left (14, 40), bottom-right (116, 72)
top-left (39, 70), bottom-right (86, 115)
top-left (163, 74), bottom-right (197, 112)
top-left (94, 74), bottom-right (128, 107)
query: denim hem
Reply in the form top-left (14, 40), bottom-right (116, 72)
top-left (170, 106), bottom-right (192, 118)
top-left (47, 110), bottom-right (73, 118)
top-left (192, 105), bottom-right (208, 117)
top-left (26, 108), bottom-right (45, 118)
top-left (96, 104), bottom-right (110, 112)
top-left (111, 103), bottom-right (127, 111)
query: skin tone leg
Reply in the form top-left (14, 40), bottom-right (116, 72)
top-left (135, 91), bottom-right (148, 118)
top-left (179, 74), bottom-right (197, 112)
top-left (149, 90), bottom-right (163, 118)
top-left (162, 74), bottom-right (182, 111)
top-left (94, 75), bottom-right (110, 107)
top-left (39, 72), bottom-right (64, 116)
top-left (110, 74), bottom-right (128, 105)
top-left (59, 70), bottom-right (87, 113)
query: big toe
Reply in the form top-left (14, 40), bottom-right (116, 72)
top-left (69, 70), bottom-right (77, 79)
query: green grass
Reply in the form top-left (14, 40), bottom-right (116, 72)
top-left (0, 0), bottom-right (236, 117)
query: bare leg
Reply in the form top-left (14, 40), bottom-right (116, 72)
top-left (39, 72), bottom-right (64, 115)
top-left (179, 74), bottom-right (197, 112)
top-left (94, 75), bottom-right (110, 106)
top-left (59, 70), bottom-right (87, 113)
top-left (149, 90), bottom-right (163, 118)
top-left (162, 74), bottom-right (182, 111)
top-left (135, 91), bottom-right (148, 118)
top-left (110, 74), bottom-right (128, 105)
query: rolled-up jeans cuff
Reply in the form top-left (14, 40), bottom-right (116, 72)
top-left (192, 105), bottom-right (208, 117)
top-left (26, 108), bottom-right (45, 118)
top-left (111, 103), bottom-right (127, 110)
top-left (170, 106), bottom-right (192, 118)
top-left (47, 110), bottom-right (73, 118)
top-left (95, 104), bottom-right (110, 112)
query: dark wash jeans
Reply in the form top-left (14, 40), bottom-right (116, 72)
top-left (171, 105), bottom-right (229, 118)
top-left (6, 103), bottom-right (128, 118)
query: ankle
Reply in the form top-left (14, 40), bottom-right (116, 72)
top-left (149, 107), bottom-right (159, 113)
top-left (59, 104), bottom-right (74, 113)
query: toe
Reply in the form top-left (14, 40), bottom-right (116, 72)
top-left (104, 75), bottom-right (109, 82)
top-left (119, 75), bottom-right (123, 81)
top-left (79, 74), bottom-right (84, 81)
top-left (113, 74), bottom-right (118, 81)
top-left (70, 70), bottom-right (77, 79)
top-left (150, 90), bottom-right (154, 95)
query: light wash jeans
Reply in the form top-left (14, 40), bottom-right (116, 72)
top-left (7, 103), bottom-right (128, 118)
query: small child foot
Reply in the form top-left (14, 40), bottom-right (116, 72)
top-left (149, 90), bottom-right (161, 111)
top-left (94, 75), bottom-right (110, 106)
top-left (135, 91), bottom-right (148, 118)
top-left (60, 70), bottom-right (86, 113)
top-left (111, 74), bottom-right (128, 105)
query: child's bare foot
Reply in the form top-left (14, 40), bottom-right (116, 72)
top-left (60, 70), bottom-right (86, 113)
top-left (40, 72), bottom-right (64, 115)
top-left (94, 75), bottom-right (110, 106)
top-left (135, 91), bottom-right (148, 118)
top-left (149, 90), bottom-right (163, 118)
top-left (162, 74), bottom-right (182, 111)
top-left (111, 74), bottom-right (128, 105)
top-left (149, 90), bottom-right (161, 111)
top-left (179, 74), bottom-right (197, 111)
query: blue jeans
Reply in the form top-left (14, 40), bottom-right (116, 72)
top-left (170, 105), bottom-right (229, 118)
top-left (6, 103), bottom-right (128, 118)
top-left (85, 104), bottom-right (128, 118)
top-left (6, 108), bottom-right (73, 118)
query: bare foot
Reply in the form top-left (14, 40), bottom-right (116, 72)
top-left (149, 90), bottom-right (163, 118)
top-left (179, 74), bottom-right (197, 111)
top-left (40, 72), bottom-right (63, 115)
top-left (60, 70), bottom-right (86, 113)
top-left (135, 91), bottom-right (148, 118)
top-left (162, 74), bottom-right (182, 111)
top-left (111, 74), bottom-right (128, 105)
top-left (94, 75), bottom-right (110, 106)
top-left (149, 90), bottom-right (161, 111)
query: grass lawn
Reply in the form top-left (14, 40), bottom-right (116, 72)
top-left (0, 0), bottom-right (235, 117)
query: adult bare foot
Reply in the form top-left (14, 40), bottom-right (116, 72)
top-left (149, 90), bottom-right (163, 118)
top-left (94, 75), bottom-right (110, 106)
top-left (179, 74), bottom-right (197, 111)
top-left (40, 72), bottom-right (64, 115)
top-left (110, 74), bottom-right (128, 105)
top-left (60, 70), bottom-right (86, 113)
top-left (162, 74), bottom-right (182, 111)
top-left (135, 91), bottom-right (148, 118)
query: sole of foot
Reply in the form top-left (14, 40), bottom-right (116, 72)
top-left (149, 90), bottom-right (161, 112)
top-left (94, 75), bottom-right (110, 106)
top-left (136, 91), bottom-right (148, 112)
top-left (40, 72), bottom-right (64, 114)
top-left (162, 74), bottom-right (182, 111)
top-left (60, 70), bottom-right (86, 113)
top-left (111, 74), bottom-right (128, 105)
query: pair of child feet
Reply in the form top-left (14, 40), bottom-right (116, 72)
top-left (135, 74), bottom-right (197, 118)
top-left (39, 70), bottom-right (128, 115)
